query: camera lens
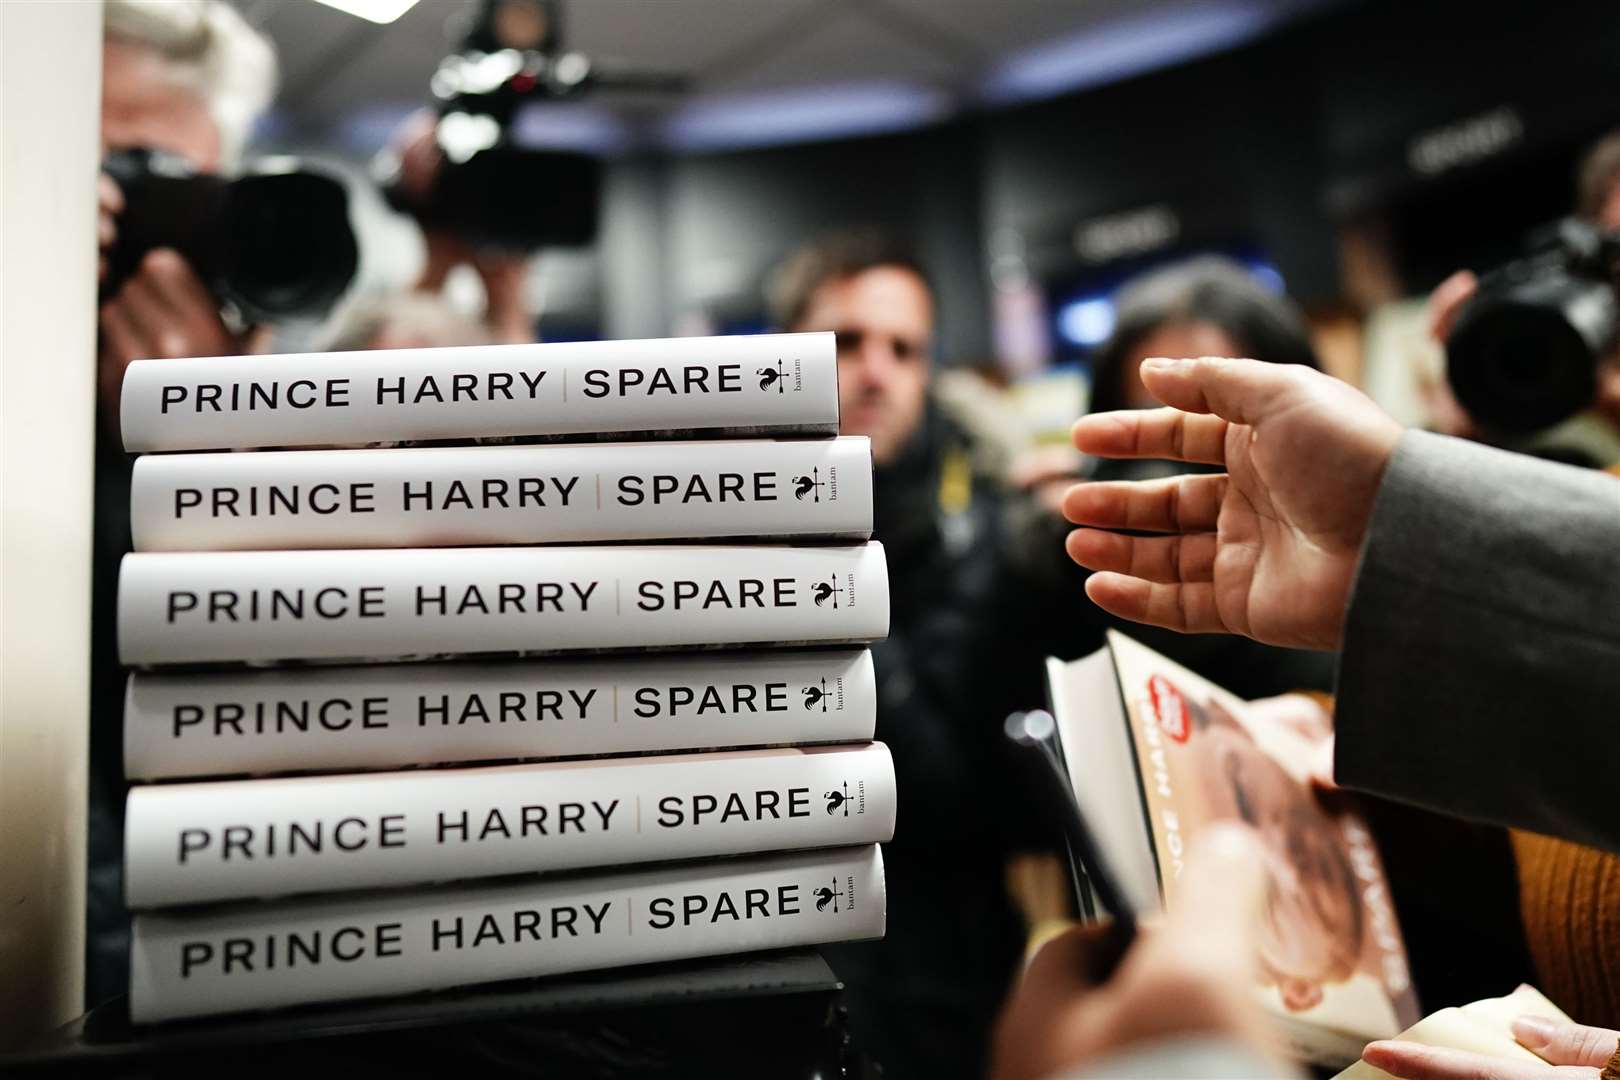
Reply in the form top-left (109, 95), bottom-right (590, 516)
top-left (1446, 270), bottom-right (1614, 434)
top-left (223, 171), bottom-right (358, 319)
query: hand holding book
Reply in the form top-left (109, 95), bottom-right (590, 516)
top-left (1339, 984), bottom-right (1619, 1080)
top-left (990, 825), bottom-right (1285, 1080)
top-left (1063, 356), bottom-right (1402, 651)
top-left (1363, 1016), bottom-right (1620, 1080)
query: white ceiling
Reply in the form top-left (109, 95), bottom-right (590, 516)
top-left (235, 0), bottom-right (1336, 155)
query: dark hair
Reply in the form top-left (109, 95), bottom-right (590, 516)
top-left (1576, 130), bottom-right (1620, 222)
top-left (767, 226), bottom-right (931, 330)
top-left (1088, 256), bottom-right (1319, 415)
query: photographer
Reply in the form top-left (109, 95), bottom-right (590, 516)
top-left (1427, 130), bottom-right (1620, 444)
top-left (97, 0), bottom-right (277, 416)
top-left (86, 0), bottom-right (278, 1008)
top-left (383, 109), bottom-right (540, 345)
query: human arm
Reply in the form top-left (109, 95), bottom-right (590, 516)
top-left (992, 825), bottom-right (1300, 1080)
top-left (1063, 356), bottom-right (1401, 650)
top-left (1063, 357), bottom-right (1620, 851)
top-left (1361, 1016), bottom-right (1620, 1080)
top-left (98, 248), bottom-right (264, 422)
top-left (1333, 429), bottom-right (1620, 851)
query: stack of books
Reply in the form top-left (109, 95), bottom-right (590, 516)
top-left (113, 332), bottom-right (895, 1024)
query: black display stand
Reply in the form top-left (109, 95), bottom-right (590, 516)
top-left (4, 949), bottom-right (867, 1078)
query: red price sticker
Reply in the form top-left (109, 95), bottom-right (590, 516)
top-left (1148, 675), bottom-right (1190, 743)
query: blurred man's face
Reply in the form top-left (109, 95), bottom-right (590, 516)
top-left (102, 39), bottom-right (221, 171)
top-left (795, 266), bottom-right (933, 466)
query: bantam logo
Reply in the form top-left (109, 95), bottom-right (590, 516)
top-left (813, 876), bottom-right (846, 913)
top-left (758, 360), bottom-right (788, 393)
top-left (791, 468), bottom-right (825, 502)
top-left (1147, 675), bottom-right (1190, 743)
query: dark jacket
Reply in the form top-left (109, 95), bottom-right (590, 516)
top-left (823, 406), bottom-right (1042, 1080)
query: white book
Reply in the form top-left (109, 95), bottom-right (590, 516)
top-left (125, 648), bottom-right (878, 781)
top-left (117, 543), bottom-right (889, 666)
top-left (124, 742), bottom-right (896, 907)
top-left (1334, 984), bottom-right (1573, 1080)
top-left (131, 844), bottom-right (886, 1023)
top-left (129, 437), bottom-right (872, 552)
top-left (120, 333), bottom-right (838, 452)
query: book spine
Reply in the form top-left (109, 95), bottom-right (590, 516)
top-left (130, 844), bottom-right (885, 1023)
top-left (130, 437), bottom-right (873, 552)
top-left (120, 333), bottom-right (838, 452)
top-left (117, 543), bottom-right (889, 666)
top-left (124, 649), bottom-right (878, 780)
top-left (124, 743), bottom-right (895, 907)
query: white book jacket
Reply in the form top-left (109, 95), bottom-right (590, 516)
top-left (131, 844), bottom-right (886, 1023)
top-left (124, 742), bottom-right (896, 907)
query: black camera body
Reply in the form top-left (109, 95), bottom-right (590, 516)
top-left (1446, 219), bottom-right (1620, 435)
top-left (377, 0), bottom-right (681, 252)
top-left (103, 149), bottom-right (359, 324)
top-left (381, 142), bottom-right (600, 252)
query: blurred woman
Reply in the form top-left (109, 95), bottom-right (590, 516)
top-left (1089, 256), bottom-right (1318, 414)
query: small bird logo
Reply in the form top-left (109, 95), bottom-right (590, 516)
top-left (813, 878), bottom-right (846, 913)
top-left (802, 680), bottom-right (829, 711)
top-left (757, 361), bottom-right (787, 392)
top-left (812, 577), bottom-right (843, 608)
top-left (825, 781), bottom-right (850, 815)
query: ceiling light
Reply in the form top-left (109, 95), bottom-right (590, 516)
top-left (310, 0), bottom-right (420, 25)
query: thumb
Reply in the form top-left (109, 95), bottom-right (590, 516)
top-left (1511, 1015), bottom-right (1620, 1067)
top-left (1159, 824), bottom-right (1270, 976)
top-left (1139, 356), bottom-right (1310, 428)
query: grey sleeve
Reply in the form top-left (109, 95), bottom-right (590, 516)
top-left (1334, 429), bottom-right (1620, 852)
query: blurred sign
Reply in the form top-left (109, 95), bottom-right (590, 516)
top-left (1406, 106), bottom-right (1525, 178)
top-left (1072, 204), bottom-right (1180, 264)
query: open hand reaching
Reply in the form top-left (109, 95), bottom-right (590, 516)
top-left (1064, 357), bottom-right (1403, 651)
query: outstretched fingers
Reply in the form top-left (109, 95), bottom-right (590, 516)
top-left (1511, 1015), bottom-right (1620, 1068)
top-left (1072, 408), bottom-right (1228, 465)
top-left (1063, 474), bottom-right (1226, 533)
top-left (1066, 530), bottom-right (1217, 585)
top-left (1082, 574), bottom-right (1230, 635)
top-left (1136, 355), bottom-right (1309, 428)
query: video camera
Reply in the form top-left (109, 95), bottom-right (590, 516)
top-left (102, 148), bottom-right (359, 324)
top-left (1446, 219), bottom-right (1620, 434)
top-left (376, 0), bottom-right (683, 251)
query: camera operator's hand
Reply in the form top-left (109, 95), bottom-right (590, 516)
top-left (98, 173), bottom-right (124, 283)
top-left (98, 248), bottom-right (262, 419)
top-left (417, 231), bottom-right (536, 345)
top-left (1064, 357), bottom-right (1403, 651)
top-left (1427, 269), bottom-right (1477, 344)
top-left (1419, 270), bottom-right (1488, 439)
top-left (991, 826), bottom-right (1287, 1080)
top-left (470, 248), bottom-right (536, 344)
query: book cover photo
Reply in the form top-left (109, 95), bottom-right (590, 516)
top-left (1049, 631), bottom-right (1420, 1063)
top-left (1109, 632), bottom-right (1420, 1049)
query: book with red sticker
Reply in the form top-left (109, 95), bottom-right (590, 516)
top-left (1045, 630), bottom-right (1420, 1067)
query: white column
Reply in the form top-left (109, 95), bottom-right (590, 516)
top-left (0, 0), bottom-right (102, 1048)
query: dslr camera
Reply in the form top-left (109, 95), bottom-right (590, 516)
top-left (1445, 219), bottom-right (1620, 434)
top-left (102, 148), bottom-right (359, 324)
